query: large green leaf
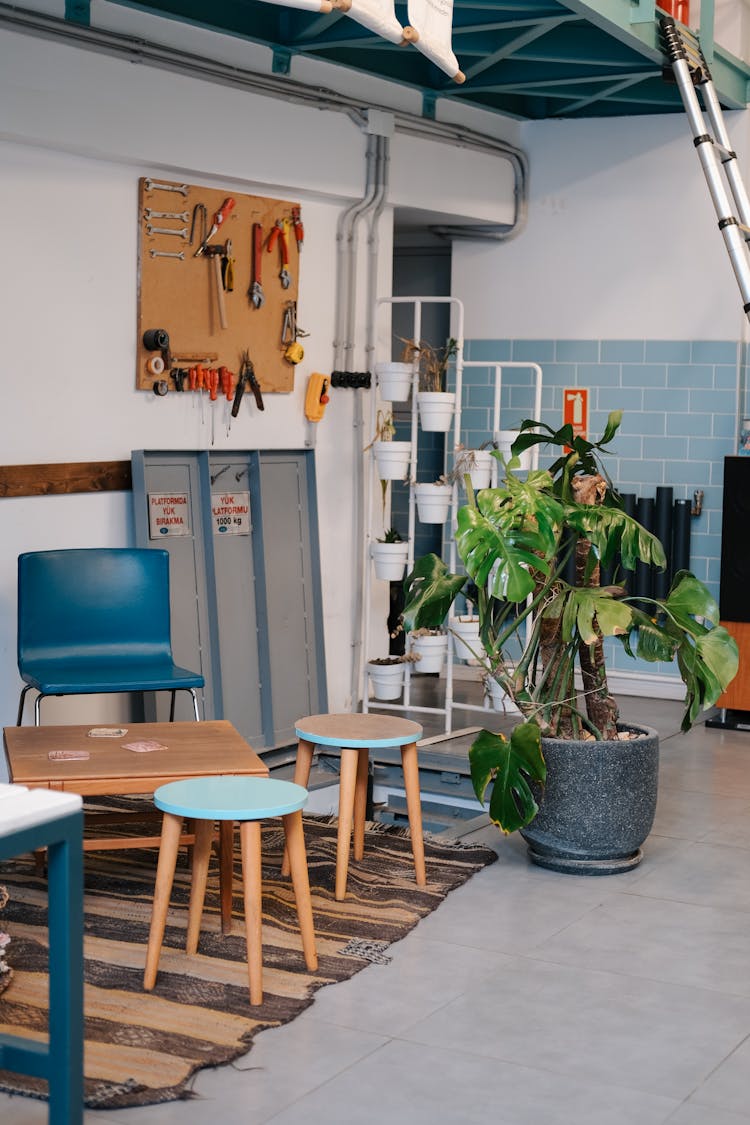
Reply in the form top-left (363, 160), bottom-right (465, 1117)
top-left (401, 554), bottom-right (467, 633)
top-left (665, 571), bottom-right (721, 630)
top-left (455, 506), bottom-right (545, 603)
top-left (566, 506), bottom-right (666, 572)
top-left (555, 587), bottom-right (632, 646)
top-left (469, 723), bottom-right (546, 834)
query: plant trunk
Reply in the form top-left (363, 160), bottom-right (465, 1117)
top-left (573, 474), bottom-right (620, 740)
top-left (537, 586), bottom-right (576, 739)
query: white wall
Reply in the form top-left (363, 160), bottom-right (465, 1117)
top-left (454, 110), bottom-right (750, 341)
top-left (0, 15), bottom-right (520, 741)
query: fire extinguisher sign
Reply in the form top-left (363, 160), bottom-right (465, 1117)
top-left (563, 387), bottom-right (588, 441)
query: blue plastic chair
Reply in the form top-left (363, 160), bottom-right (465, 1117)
top-left (16, 548), bottom-right (204, 725)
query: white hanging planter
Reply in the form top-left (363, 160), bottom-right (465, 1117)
top-left (495, 429), bottom-right (532, 471)
top-left (450, 616), bottom-right (484, 665)
top-left (410, 632), bottom-right (448, 674)
top-left (486, 677), bottom-right (521, 715)
top-left (414, 483), bottom-right (453, 524)
top-left (370, 541), bottom-right (409, 581)
top-left (376, 362), bottom-right (413, 402)
top-left (373, 441), bottom-right (411, 481)
top-left (417, 391), bottom-right (456, 433)
top-left (366, 659), bottom-right (405, 701)
top-left (455, 449), bottom-right (495, 491)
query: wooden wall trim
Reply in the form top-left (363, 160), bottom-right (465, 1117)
top-left (0, 461), bottom-right (132, 498)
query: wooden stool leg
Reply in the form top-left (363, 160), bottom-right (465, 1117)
top-left (281, 738), bottom-right (315, 877)
top-left (353, 747), bottom-right (369, 861)
top-left (185, 819), bottom-right (214, 955)
top-left (144, 812), bottom-right (183, 990)
top-left (239, 820), bottom-right (264, 1006)
top-left (401, 741), bottom-right (426, 887)
top-left (335, 748), bottom-right (359, 901)
top-left (282, 810), bottom-right (318, 971)
top-left (219, 821), bottom-right (235, 935)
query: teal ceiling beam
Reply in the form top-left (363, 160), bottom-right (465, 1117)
top-left (564, 0), bottom-right (750, 106)
top-left (64, 0), bottom-right (90, 24)
top-left (272, 46), bottom-right (292, 74)
top-left (555, 70), bottom-right (653, 113)
top-left (464, 15), bottom-right (572, 80)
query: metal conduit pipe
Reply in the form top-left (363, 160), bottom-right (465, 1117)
top-left (0, 3), bottom-right (528, 240)
top-left (333, 133), bottom-right (379, 371)
top-left (351, 133), bottom-right (390, 709)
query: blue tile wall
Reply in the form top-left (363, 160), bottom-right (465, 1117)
top-left (457, 338), bottom-right (743, 682)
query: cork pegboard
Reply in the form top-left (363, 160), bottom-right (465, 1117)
top-left (136, 177), bottom-right (301, 394)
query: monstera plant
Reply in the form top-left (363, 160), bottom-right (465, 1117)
top-left (402, 412), bottom-right (738, 872)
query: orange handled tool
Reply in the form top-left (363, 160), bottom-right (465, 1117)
top-left (267, 220), bottom-right (291, 289)
top-left (207, 368), bottom-right (219, 402)
top-left (291, 206), bottom-right (304, 251)
top-left (220, 366), bottom-right (234, 401)
top-left (194, 197), bottom-right (235, 256)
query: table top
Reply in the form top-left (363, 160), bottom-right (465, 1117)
top-left (0, 783), bottom-right (83, 837)
top-left (4, 720), bottom-right (267, 795)
top-left (295, 713), bottom-right (422, 749)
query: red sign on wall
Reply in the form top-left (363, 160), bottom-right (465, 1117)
top-left (563, 387), bottom-right (588, 440)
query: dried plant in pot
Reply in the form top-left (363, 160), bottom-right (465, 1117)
top-left (401, 411), bottom-right (739, 874)
top-left (412, 337), bottom-right (458, 433)
top-left (409, 627), bottom-right (449, 674)
top-left (366, 653), bottom-right (419, 700)
top-left (452, 442), bottom-right (496, 492)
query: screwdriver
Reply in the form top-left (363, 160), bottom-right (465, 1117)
top-left (194, 198), bottom-right (235, 257)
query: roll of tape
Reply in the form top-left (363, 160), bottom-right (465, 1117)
top-left (147, 355), bottom-right (166, 376)
top-left (152, 380), bottom-right (169, 397)
top-left (143, 328), bottom-right (169, 351)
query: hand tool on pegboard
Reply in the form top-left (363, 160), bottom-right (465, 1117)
top-left (221, 241), bottom-right (235, 292)
top-left (249, 223), bottom-right (265, 308)
top-left (291, 206), bottom-right (304, 252)
top-left (267, 220), bottom-right (291, 289)
top-left (194, 197), bottom-right (235, 257)
top-left (281, 301), bottom-right (308, 365)
top-left (232, 350), bottom-right (265, 417)
top-left (190, 203), bottom-right (207, 248)
top-left (202, 245), bottom-right (229, 329)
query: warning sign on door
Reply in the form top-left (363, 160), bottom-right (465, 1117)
top-left (563, 388), bottom-right (588, 441)
top-left (148, 493), bottom-right (191, 538)
top-left (212, 492), bottom-right (250, 536)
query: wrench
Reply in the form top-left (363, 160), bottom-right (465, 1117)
top-left (144, 209), bottom-right (190, 222)
top-left (147, 224), bottom-right (188, 238)
top-left (150, 249), bottom-right (185, 260)
top-left (145, 179), bottom-right (189, 196)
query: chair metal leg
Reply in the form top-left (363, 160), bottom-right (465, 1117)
top-left (169, 691), bottom-right (176, 722)
top-left (34, 692), bottom-right (45, 726)
top-left (189, 688), bottom-right (201, 721)
top-left (16, 685), bottom-right (32, 726)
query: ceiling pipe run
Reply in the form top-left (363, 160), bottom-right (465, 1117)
top-left (0, 3), bottom-right (528, 240)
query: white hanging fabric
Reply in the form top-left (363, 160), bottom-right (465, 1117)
top-left (406, 0), bottom-right (465, 83)
top-left (334, 0), bottom-right (408, 45)
top-left (258, 0), bottom-right (333, 12)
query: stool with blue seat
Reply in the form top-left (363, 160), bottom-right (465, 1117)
top-left (16, 548), bottom-right (204, 725)
top-left (143, 775), bottom-right (318, 1006)
top-left (282, 713), bottom-right (425, 901)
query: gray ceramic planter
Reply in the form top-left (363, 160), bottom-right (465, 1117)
top-left (519, 724), bottom-right (659, 875)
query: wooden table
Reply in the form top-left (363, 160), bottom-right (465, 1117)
top-left (3, 720), bottom-right (268, 932)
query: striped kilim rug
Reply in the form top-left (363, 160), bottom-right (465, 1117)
top-left (0, 804), bottom-right (497, 1109)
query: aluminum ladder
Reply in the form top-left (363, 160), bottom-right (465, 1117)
top-left (661, 15), bottom-right (750, 318)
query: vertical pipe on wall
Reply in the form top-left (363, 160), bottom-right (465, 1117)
top-left (653, 486), bottom-right (674, 599)
top-left (672, 499), bottom-right (692, 575)
top-left (635, 496), bottom-right (655, 601)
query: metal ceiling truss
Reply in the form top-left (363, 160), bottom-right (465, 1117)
top-left (61, 0), bottom-right (750, 119)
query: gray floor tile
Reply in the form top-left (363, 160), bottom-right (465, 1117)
top-left (400, 957), bottom-right (750, 1100)
top-left (667, 1104), bottom-right (750, 1124)
top-left (261, 1039), bottom-right (679, 1125)
top-left (684, 1035), bottom-right (750, 1118)
top-left (627, 840), bottom-right (750, 913)
top-left (528, 892), bottom-right (750, 996)
top-left (298, 934), bottom-right (515, 1036)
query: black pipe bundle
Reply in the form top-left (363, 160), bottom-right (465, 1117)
top-left (653, 486), bottom-right (674, 598)
top-left (634, 496), bottom-right (656, 600)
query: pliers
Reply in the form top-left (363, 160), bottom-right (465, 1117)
top-left (267, 220), bottom-right (291, 289)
